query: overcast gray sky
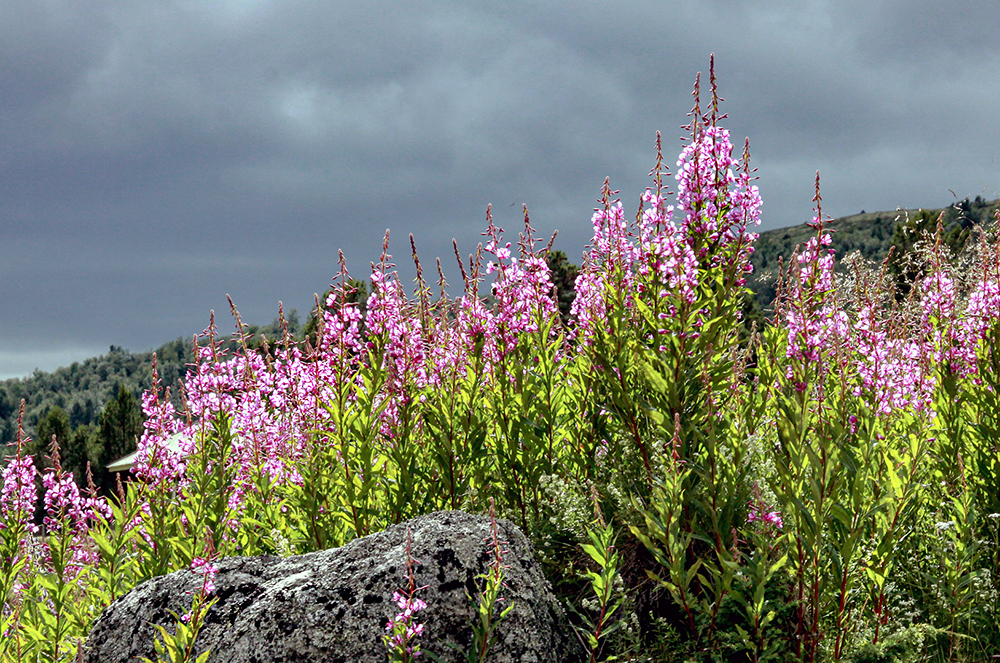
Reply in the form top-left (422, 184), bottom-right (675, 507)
top-left (2, 0), bottom-right (999, 379)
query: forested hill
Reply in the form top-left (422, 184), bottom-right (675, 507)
top-left (747, 195), bottom-right (1000, 311)
top-left (0, 341), bottom-right (191, 461)
top-left (0, 313), bottom-right (304, 465)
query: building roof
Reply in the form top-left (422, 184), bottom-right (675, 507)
top-left (105, 432), bottom-right (187, 474)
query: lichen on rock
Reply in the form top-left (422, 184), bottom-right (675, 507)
top-left (84, 510), bottom-right (584, 663)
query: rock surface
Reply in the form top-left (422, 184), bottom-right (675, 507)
top-left (85, 510), bottom-right (583, 663)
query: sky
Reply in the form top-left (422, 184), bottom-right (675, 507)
top-left (2, 0), bottom-right (999, 380)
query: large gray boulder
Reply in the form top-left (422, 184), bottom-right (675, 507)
top-left (85, 510), bottom-right (583, 663)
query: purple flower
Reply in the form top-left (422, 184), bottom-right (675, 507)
top-left (191, 556), bottom-right (219, 595)
top-left (748, 508), bottom-right (783, 529)
top-left (1, 454), bottom-right (38, 529)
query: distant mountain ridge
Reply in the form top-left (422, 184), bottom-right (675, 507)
top-left (747, 195), bottom-right (1000, 310)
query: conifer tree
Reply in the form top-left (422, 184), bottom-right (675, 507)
top-left (95, 384), bottom-right (143, 492)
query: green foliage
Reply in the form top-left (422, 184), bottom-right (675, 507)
top-left (141, 594), bottom-right (217, 663)
top-left (846, 625), bottom-right (941, 663)
top-left (575, 520), bottom-right (628, 662)
top-left (7, 200), bottom-right (1000, 663)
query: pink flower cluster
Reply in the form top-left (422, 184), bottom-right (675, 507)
top-left (1, 453), bottom-right (39, 600)
top-left (384, 590), bottom-right (427, 653)
top-left (190, 555), bottom-right (218, 596)
top-left (779, 211), bottom-right (1000, 416)
top-left (368, 261), bottom-right (429, 406)
top-left (675, 126), bottom-right (761, 265)
top-left (918, 266), bottom-right (1000, 380)
top-left (573, 121), bottom-right (761, 345)
top-left (783, 232), bottom-right (849, 366)
top-left (748, 509), bottom-right (783, 529)
top-left (1, 442), bottom-right (116, 598)
top-left (41, 469), bottom-right (88, 535)
top-left (135, 381), bottom-right (186, 489)
top-left (485, 217), bottom-right (560, 356)
top-left (852, 304), bottom-right (934, 414)
top-left (963, 278), bottom-right (1000, 342)
top-left (636, 191), bottom-right (698, 309)
top-left (130, 212), bottom-right (568, 492)
top-left (39, 460), bottom-right (109, 572)
top-left (777, 196), bottom-right (1000, 416)
top-left (571, 194), bottom-right (636, 343)
top-left (1, 454), bottom-right (37, 533)
top-left (134, 302), bottom-right (366, 503)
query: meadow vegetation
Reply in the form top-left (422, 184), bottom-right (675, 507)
top-left (3, 65), bottom-right (1000, 662)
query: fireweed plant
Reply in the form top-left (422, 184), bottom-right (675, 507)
top-left (383, 527), bottom-right (427, 663)
top-left (3, 62), bottom-right (1000, 661)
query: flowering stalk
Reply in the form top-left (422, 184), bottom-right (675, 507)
top-left (464, 501), bottom-right (514, 663)
top-left (22, 435), bottom-right (101, 663)
top-left (383, 527), bottom-right (427, 663)
top-left (0, 402), bottom-right (37, 659)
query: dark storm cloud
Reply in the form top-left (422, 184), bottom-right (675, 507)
top-left (2, 0), bottom-right (999, 378)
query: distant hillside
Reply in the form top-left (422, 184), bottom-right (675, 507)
top-left (0, 341), bottom-right (190, 456)
top-left (0, 312), bottom-right (303, 460)
top-left (747, 195), bottom-right (1000, 310)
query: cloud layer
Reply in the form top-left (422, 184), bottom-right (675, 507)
top-left (2, 0), bottom-right (998, 377)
